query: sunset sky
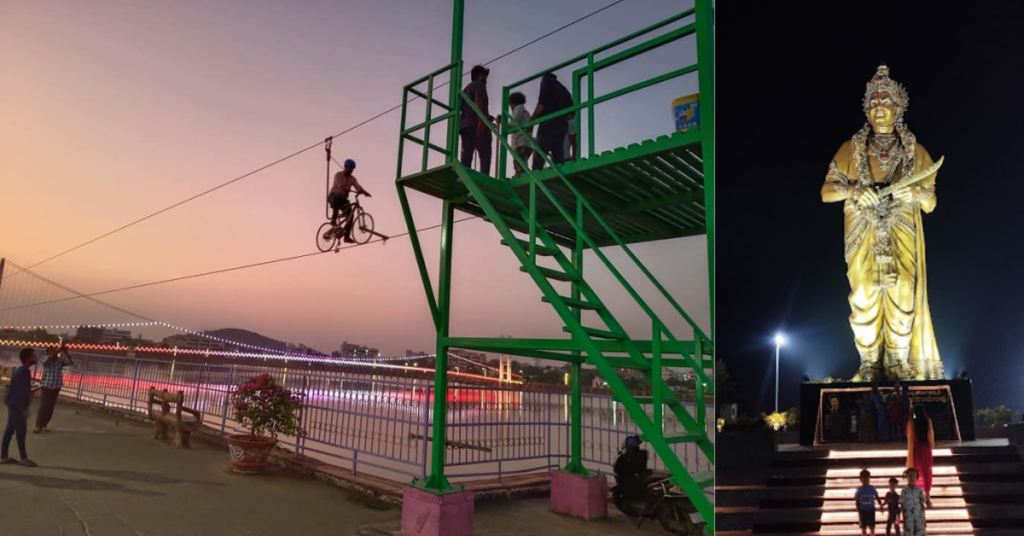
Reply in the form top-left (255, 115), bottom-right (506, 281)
top-left (0, 0), bottom-right (706, 358)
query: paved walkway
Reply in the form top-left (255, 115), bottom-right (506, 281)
top-left (0, 401), bottom-right (667, 535)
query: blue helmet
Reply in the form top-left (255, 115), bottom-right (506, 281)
top-left (344, 159), bottom-right (356, 168)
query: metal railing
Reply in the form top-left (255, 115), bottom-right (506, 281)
top-left (3, 349), bottom-right (713, 482)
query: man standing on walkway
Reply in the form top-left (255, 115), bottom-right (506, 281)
top-left (35, 343), bottom-right (72, 433)
top-left (3, 348), bottom-right (39, 466)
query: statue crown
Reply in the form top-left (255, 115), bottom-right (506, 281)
top-left (863, 64), bottom-right (909, 115)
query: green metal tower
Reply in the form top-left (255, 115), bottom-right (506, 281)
top-left (395, 0), bottom-right (715, 528)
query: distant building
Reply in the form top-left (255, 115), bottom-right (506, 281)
top-left (341, 341), bottom-right (379, 360)
top-left (406, 350), bottom-right (431, 358)
top-left (162, 333), bottom-right (228, 352)
top-left (76, 327), bottom-right (133, 345)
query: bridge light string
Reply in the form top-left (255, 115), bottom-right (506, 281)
top-left (0, 0), bottom-right (631, 282)
top-left (0, 322), bottom-right (524, 379)
top-left (0, 338), bottom-right (522, 384)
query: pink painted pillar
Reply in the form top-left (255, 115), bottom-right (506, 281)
top-left (550, 470), bottom-right (608, 520)
top-left (402, 485), bottom-right (475, 536)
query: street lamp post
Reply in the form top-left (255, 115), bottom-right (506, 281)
top-left (774, 333), bottom-right (785, 414)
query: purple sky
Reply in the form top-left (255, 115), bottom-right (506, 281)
top-left (0, 0), bottom-right (707, 358)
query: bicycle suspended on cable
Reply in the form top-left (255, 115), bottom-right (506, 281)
top-left (316, 137), bottom-right (388, 252)
top-left (317, 193), bottom-right (382, 252)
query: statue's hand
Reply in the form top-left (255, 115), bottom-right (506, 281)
top-left (880, 273), bottom-right (898, 289)
top-left (854, 186), bottom-right (880, 206)
top-left (892, 186), bottom-right (913, 204)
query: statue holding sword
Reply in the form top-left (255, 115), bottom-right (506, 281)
top-left (821, 65), bottom-right (946, 381)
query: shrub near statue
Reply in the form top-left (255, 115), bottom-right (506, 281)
top-left (225, 373), bottom-right (303, 473)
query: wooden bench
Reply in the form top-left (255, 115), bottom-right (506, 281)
top-left (147, 388), bottom-right (203, 448)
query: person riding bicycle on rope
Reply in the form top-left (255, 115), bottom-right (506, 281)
top-left (328, 159), bottom-right (372, 243)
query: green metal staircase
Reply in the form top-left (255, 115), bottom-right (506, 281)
top-left (455, 91), bottom-right (715, 519)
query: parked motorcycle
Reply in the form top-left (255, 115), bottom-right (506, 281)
top-left (611, 435), bottom-right (706, 535)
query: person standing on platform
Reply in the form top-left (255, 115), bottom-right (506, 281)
top-left (906, 404), bottom-right (935, 503)
top-left (507, 91), bottom-right (533, 176)
top-left (530, 72), bottom-right (573, 170)
top-left (888, 381), bottom-right (907, 442)
top-left (859, 392), bottom-right (877, 443)
top-left (35, 343), bottom-right (73, 433)
top-left (871, 384), bottom-right (891, 442)
top-left (460, 65), bottom-right (494, 174)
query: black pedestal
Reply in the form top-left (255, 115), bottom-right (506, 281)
top-left (799, 379), bottom-right (974, 446)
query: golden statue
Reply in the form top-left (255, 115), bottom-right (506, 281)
top-left (821, 65), bottom-right (945, 381)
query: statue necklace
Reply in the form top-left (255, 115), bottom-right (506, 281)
top-left (868, 133), bottom-right (901, 175)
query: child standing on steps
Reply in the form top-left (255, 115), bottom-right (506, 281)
top-left (885, 477), bottom-right (902, 536)
top-left (900, 468), bottom-right (928, 536)
top-left (854, 469), bottom-right (885, 536)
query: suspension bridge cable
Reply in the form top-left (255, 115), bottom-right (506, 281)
top-left (0, 215), bottom-right (481, 312)
top-left (1, 260), bottom-right (154, 322)
top-left (3, 0), bottom-right (631, 281)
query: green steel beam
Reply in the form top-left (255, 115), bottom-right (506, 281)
top-left (403, 61), bottom-right (459, 90)
top-left (423, 200), bottom-right (456, 492)
top-left (402, 110), bottom-right (458, 137)
top-left (564, 196), bottom-right (587, 476)
top-left (396, 186), bottom-right (440, 329)
top-left (504, 8), bottom-right (695, 91)
top-left (515, 63), bottom-right (698, 132)
top-left (505, 128), bottom-right (702, 190)
top-left (574, 24), bottom-right (695, 80)
top-left (592, 227), bottom-right (707, 248)
top-left (446, 0), bottom-right (464, 165)
top-left (460, 347), bottom-right (581, 363)
top-left (403, 133), bottom-right (450, 159)
top-left (407, 86), bottom-right (451, 111)
top-left (443, 336), bottom-right (702, 355)
top-left (420, 0), bottom-right (462, 491)
top-left (623, 189), bottom-right (704, 213)
top-left (696, 0), bottom-right (714, 341)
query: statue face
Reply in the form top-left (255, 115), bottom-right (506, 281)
top-left (867, 91), bottom-right (898, 130)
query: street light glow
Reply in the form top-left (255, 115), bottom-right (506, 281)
top-left (774, 333), bottom-right (785, 347)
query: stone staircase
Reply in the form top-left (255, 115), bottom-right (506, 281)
top-left (717, 441), bottom-right (1024, 536)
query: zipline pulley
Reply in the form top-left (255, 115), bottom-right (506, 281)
top-left (324, 136), bottom-right (333, 220)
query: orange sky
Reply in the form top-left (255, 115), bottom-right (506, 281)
top-left (0, 0), bottom-right (708, 357)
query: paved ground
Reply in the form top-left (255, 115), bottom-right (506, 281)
top-left (0, 401), bottom-right (667, 535)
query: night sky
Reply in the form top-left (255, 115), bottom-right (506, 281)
top-left (717, 3), bottom-right (1024, 415)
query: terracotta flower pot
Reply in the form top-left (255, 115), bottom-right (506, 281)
top-left (225, 434), bottom-right (276, 473)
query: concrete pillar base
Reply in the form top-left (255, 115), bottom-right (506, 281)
top-left (401, 485), bottom-right (474, 536)
top-left (550, 470), bottom-right (608, 520)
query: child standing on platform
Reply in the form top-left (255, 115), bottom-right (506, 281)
top-left (885, 477), bottom-right (902, 536)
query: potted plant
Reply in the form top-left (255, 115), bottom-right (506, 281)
top-left (225, 373), bottom-right (303, 473)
